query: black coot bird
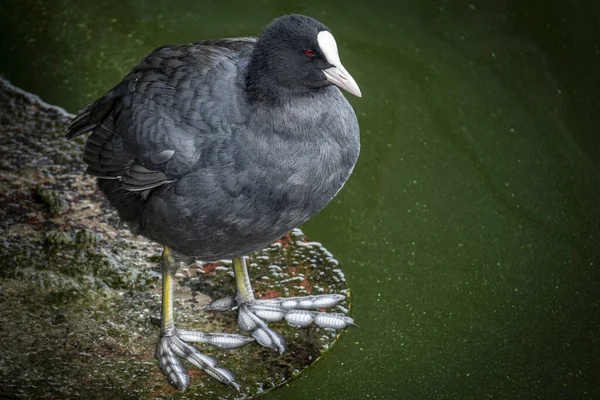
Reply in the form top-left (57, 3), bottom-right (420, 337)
top-left (67, 14), bottom-right (361, 391)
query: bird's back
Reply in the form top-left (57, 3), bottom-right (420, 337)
top-left (67, 38), bottom-right (256, 233)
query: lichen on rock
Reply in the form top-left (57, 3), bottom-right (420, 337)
top-left (36, 183), bottom-right (70, 214)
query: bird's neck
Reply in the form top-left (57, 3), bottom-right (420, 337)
top-left (244, 49), bottom-right (310, 105)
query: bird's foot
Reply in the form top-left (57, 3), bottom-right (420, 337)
top-left (155, 329), bottom-right (254, 391)
top-left (205, 294), bottom-right (356, 354)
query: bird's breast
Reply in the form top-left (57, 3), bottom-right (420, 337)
top-left (237, 102), bottom-right (359, 224)
top-left (143, 89), bottom-right (359, 259)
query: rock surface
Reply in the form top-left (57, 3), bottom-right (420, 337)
top-left (0, 78), bottom-right (352, 399)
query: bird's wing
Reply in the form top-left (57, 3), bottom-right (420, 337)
top-left (67, 37), bottom-right (256, 191)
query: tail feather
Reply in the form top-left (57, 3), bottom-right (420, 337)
top-left (66, 104), bottom-right (95, 139)
top-left (66, 89), bottom-right (120, 139)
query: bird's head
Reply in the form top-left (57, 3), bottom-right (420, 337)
top-left (247, 14), bottom-right (361, 100)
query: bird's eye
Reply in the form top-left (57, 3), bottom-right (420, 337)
top-left (305, 49), bottom-right (316, 57)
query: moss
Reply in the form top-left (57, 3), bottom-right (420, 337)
top-left (75, 228), bottom-right (98, 247)
top-left (36, 184), bottom-right (70, 215)
top-left (46, 229), bottom-right (75, 247)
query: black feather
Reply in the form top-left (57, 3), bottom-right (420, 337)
top-left (66, 14), bottom-right (360, 261)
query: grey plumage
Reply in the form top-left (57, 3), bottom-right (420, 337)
top-left (67, 14), bottom-right (361, 392)
top-left (67, 15), bottom-right (360, 261)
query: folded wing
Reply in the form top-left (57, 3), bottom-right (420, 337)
top-left (67, 38), bottom-right (256, 192)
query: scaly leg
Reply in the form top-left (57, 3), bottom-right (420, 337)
top-left (155, 247), bottom-right (254, 391)
top-left (205, 257), bottom-right (356, 354)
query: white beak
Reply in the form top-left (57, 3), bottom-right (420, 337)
top-left (317, 31), bottom-right (362, 97)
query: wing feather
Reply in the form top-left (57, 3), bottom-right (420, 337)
top-left (66, 38), bottom-right (256, 192)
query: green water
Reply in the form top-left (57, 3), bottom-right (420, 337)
top-left (1, 0), bottom-right (599, 399)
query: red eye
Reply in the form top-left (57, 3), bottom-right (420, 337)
top-left (305, 49), bottom-right (316, 57)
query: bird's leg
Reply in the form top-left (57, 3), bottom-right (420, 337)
top-left (206, 256), bottom-right (356, 354)
top-left (234, 256), bottom-right (256, 304)
top-left (155, 246), bottom-right (253, 391)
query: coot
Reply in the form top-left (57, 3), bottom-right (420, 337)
top-left (67, 14), bottom-right (361, 391)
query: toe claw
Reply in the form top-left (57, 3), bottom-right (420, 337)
top-left (203, 366), bottom-right (237, 386)
top-left (229, 381), bottom-right (241, 392)
top-left (170, 376), bottom-right (189, 392)
top-left (252, 327), bottom-right (285, 354)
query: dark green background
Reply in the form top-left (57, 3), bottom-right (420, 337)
top-left (1, 0), bottom-right (599, 399)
